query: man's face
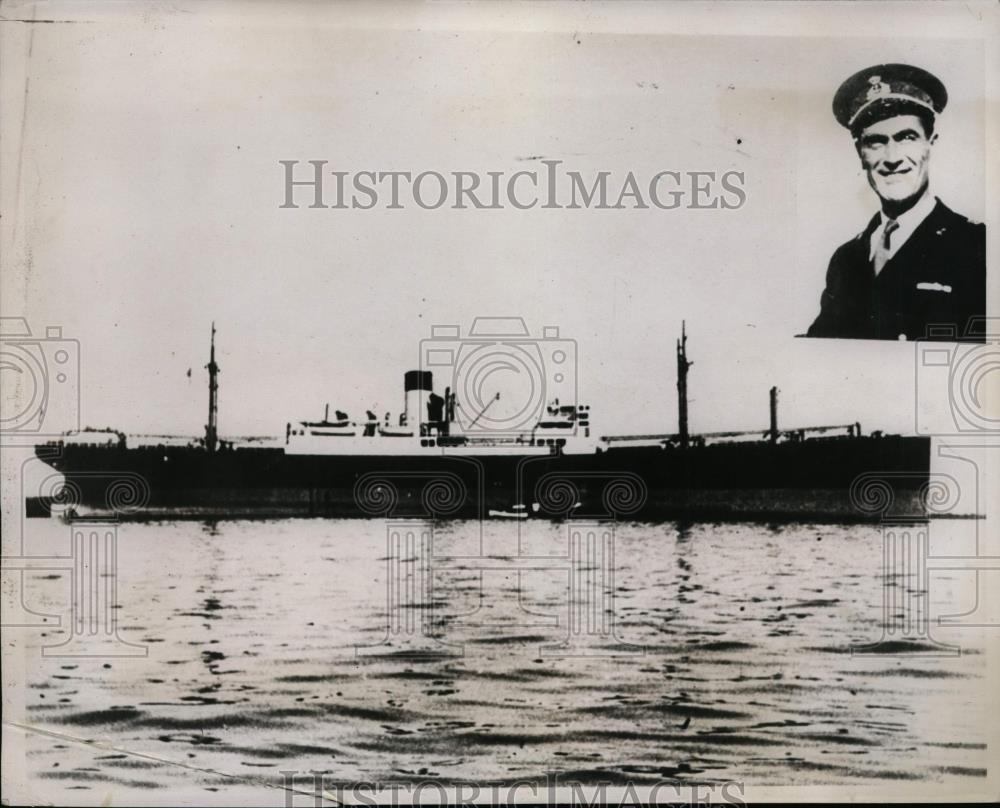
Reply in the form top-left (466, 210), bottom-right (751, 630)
top-left (856, 114), bottom-right (935, 205)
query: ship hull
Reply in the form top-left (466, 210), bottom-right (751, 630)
top-left (30, 434), bottom-right (931, 522)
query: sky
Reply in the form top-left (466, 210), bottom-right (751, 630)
top-left (1, 1), bottom-right (994, 441)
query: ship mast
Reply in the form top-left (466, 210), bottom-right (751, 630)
top-left (205, 322), bottom-right (219, 453)
top-left (769, 386), bottom-right (779, 444)
top-left (676, 321), bottom-right (692, 449)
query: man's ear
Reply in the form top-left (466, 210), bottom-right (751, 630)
top-left (929, 132), bottom-right (939, 146)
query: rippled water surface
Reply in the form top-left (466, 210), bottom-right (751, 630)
top-left (9, 518), bottom-right (993, 803)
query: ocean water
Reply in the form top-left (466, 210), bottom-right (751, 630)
top-left (5, 517), bottom-right (994, 804)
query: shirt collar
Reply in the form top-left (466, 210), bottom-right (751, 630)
top-left (869, 189), bottom-right (937, 260)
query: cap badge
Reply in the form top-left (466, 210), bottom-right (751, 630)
top-left (866, 75), bottom-right (890, 101)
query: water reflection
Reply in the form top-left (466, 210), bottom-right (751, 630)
top-left (14, 518), bottom-right (990, 800)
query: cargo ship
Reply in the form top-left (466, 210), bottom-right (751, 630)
top-left (30, 321), bottom-right (930, 521)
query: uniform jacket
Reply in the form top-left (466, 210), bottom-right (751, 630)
top-left (807, 200), bottom-right (986, 341)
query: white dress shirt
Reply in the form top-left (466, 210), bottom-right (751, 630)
top-left (868, 189), bottom-right (937, 274)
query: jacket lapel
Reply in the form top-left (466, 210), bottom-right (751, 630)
top-left (853, 213), bottom-right (882, 278)
top-left (877, 199), bottom-right (949, 279)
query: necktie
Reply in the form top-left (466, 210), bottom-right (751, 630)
top-left (873, 218), bottom-right (899, 274)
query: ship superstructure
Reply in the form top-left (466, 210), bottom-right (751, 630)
top-left (286, 372), bottom-right (594, 457)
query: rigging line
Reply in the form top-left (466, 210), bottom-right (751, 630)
top-left (468, 392), bottom-right (500, 429)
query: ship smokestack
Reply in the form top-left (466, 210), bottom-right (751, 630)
top-left (403, 370), bottom-right (433, 429)
top-left (676, 321), bottom-right (692, 449)
top-left (769, 386), bottom-right (779, 444)
top-left (205, 322), bottom-right (219, 453)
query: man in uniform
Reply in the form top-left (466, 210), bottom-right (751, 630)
top-left (806, 64), bottom-right (985, 341)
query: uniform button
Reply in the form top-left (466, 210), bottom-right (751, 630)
top-left (897, 333), bottom-right (908, 341)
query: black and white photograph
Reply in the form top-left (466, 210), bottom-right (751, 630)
top-left (1, 2), bottom-right (998, 805)
top-left (805, 63), bottom-right (987, 342)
